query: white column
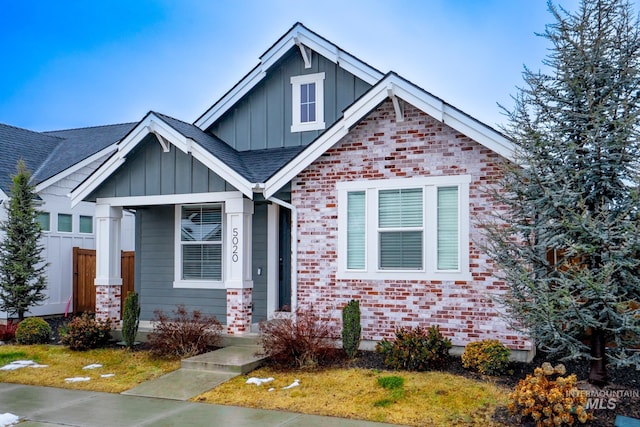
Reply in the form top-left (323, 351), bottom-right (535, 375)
top-left (225, 198), bottom-right (253, 334)
top-left (225, 198), bottom-right (253, 290)
top-left (94, 204), bottom-right (122, 323)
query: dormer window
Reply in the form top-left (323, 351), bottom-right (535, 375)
top-left (291, 72), bottom-right (325, 132)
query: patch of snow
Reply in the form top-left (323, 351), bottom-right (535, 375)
top-left (282, 379), bottom-right (300, 390)
top-left (268, 387), bottom-right (275, 392)
top-left (82, 364), bottom-right (102, 370)
top-left (100, 374), bottom-right (115, 378)
top-left (0, 413), bottom-right (19, 427)
top-left (65, 377), bottom-right (91, 383)
top-left (0, 360), bottom-right (48, 370)
top-left (246, 377), bottom-right (274, 386)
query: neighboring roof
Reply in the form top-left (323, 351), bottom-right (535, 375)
top-left (194, 22), bottom-right (385, 130)
top-left (0, 122), bottom-right (135, 194)
top-left (0, 123), bottom-right (63, 193)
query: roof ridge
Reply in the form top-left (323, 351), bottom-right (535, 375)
top-left (43, 121), bottom-right (138, 134)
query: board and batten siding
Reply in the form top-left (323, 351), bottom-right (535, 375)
top-left (251, 202), bottom-right (268, 323)
top-left (135, 206), bottom-right (226, 322)
top-left (208, 47), bottom-right (372, 151)
top-left (88, 134), bottom-right (236, 201)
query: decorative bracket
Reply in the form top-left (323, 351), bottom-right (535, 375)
top-left (294, 37), bottom-right (312, 69)
top-left (387, 87), bottom-right (404, 122)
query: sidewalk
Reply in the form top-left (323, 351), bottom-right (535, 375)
top-left (0, 382), bottom-right (403, 427)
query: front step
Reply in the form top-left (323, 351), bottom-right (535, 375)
top-left (181, 345), bottom-right (266, 374)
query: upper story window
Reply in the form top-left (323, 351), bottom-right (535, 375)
top-left (337, 175), bottom-right (471, 281)
top-left (291, 72), bottom-right (325, 132)
top-left (57, 213), bottom-right (72, 233)
top-left (174, 204), bottom-right (223, 288)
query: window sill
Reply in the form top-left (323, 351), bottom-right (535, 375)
top-left (291, 121), bottom-right (325, 133)
top-left (336, 270), bottom-right (472, 282)
top-left (173, 280), bottom-right (225, 290)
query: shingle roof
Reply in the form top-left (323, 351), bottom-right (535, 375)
top-left (0, 122), bottom-right (135, 193)
top-left (152, 112), bottom-right (305, 183)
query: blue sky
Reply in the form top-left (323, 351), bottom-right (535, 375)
top-left (0, 0), bottom-right (591, 132)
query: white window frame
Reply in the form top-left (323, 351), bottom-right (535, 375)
top-left (37, 212), bottom-right (51, 232)
top-left (337, 175), bottom-right (471, 281)
top-left (57, 213), bottom-right (73, 233)
top-left (173, 203), bottom-right (225, 289)
top-left (290, 72), bottom-right (325, 132)
top-left (79, 215), bottom-right (94, 234)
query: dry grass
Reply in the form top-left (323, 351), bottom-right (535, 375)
top-left (195, 367), bottom-right (510, 426)
top-left (0, 345), bottom-right (179, 393)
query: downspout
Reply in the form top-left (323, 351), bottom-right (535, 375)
top-left (267, 196), bottom-right (297, 316)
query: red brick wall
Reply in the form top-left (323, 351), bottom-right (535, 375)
top-left (292, 99), bottom-right (531, 351)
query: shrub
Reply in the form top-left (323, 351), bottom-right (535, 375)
top-left (148, 305), bottom-right (222, 359)
top-left (60, 313), bottom-right (112, 351)
top-left (375, 325), bottom-right (451, 371)
top-left (461, 339), bottom-right (511, 375)
top-left (508, 362), bottom-right (592, 426)
top-left (259, 305), bottom-right (333, 369)
top-left (341, 299), bottom-right (361, 358)
top-left (15, 317), bottom-right (51, 344)
top-left (122, 292), bottom-right (141, 349)
top-left (0, 320), bottom-right (18, 342)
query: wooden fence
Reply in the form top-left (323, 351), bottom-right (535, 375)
top-left (72, 247), bottom-right (135, 319)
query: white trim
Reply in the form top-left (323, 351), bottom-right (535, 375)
top-left (264, 74), bottom-right (514, 199)
top-left (194, 23), bottom-right (383, 130)
top-left (290, 72), bottom-right (325, 132)
top-left (336, 175), bottom-right (472, 281)
top-left (173, 203), bottom-right (226, 290)
top-left (268, 196), bottom-right (297, 315)
top-left (70, 113), bottom-right (254, 206)
top-left (35, 145), bottom-right (117, 193)
top-left (95, 191), bottom-right (243, 208)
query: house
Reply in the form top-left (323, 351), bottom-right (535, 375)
top-left (0, 123), bottom-right (136, 318)
top-left (66, 23), bottom-right (530, 359)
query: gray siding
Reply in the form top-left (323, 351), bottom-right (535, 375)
top-left (208, 48), bottom-right (372, 151)
top-left (88, 135), bottom-right (236, 201)
top-left (136, 206), bottom-right (226, 323)
top-left (251, 203), bottom-right (268, 323)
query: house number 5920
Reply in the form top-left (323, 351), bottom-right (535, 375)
top-left (231, 228), bottom-right (239, 262)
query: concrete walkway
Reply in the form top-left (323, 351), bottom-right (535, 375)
top-left (0, 382), bottom-right (404, 426)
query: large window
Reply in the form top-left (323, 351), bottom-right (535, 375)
top-left (176, 205), bottom-right (223, 285)
top-left (290, 72), bottom-right (325, 132)
top-left (337, 176), bottom-right (470, 280)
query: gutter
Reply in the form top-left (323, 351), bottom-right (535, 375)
top-left (266, 196), bottom-right (297, 316)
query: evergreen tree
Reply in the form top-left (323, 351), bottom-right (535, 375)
top-left (0, 160), bottom-right (48, 321)
top-left (483, 0), bottom-right (640, 385)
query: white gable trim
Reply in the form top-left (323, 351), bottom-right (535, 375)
top-left (70, 113), bottom-right (254, 207)
top-left (194, 23), bottom-right (384, 130)
top-left (35, 145), bottom-right (117, 193)
top-left (0, 188), bottom-right (8, 203)
top-left (263, 73), bottom-right (514, 199)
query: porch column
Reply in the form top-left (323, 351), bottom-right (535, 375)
top-left (225, 198), bottom-right (253, 334)
top-left (94, 204), bottom-right (122, 323)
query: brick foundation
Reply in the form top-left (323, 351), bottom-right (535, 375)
top-left (226, 288), bottom-right (252, 334)
top-left (95, 284), bottom-right (122, 324)
top-left (292, 99), bottom-right (532, 352)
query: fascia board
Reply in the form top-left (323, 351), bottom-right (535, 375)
top-left (337, 51), bottom-right (383, 85)
top-left (71, 157), bottom-right (126, 207)
top-left (188, 143), bottom-right (254, 199)
top-left (35, 145), bottom-right (117, 193)
top-left (194, 67), bottom-right (267, 130)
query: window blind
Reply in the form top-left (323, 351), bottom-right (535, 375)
top-left (437, 186), bottom-right (459, 270)
top-left (347, 191), bottom-right (365, 269)
top-left (378, 188), bottom-right (423, 269)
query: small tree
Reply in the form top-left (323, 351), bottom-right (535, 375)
top-left (483, 0), bottom-right (640, 385)
top-left (342, 299), bottom-right (361, 358)
top-left (122, 292), bottom-right (141, 348)
top-left (0, 160), bottom-right (47, 321)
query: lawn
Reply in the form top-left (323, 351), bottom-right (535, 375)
top-left (0, 345), bottom-right (180, 393)
top-left (194, 366), bottom-right (511, 427)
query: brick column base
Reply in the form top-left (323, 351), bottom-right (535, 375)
top-left (226, 288), bottom-right (252, 334)
top-left (95, 284), bottom-right (121, 324)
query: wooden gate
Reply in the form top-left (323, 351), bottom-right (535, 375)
top-left (72, 247), bottom-right (135, 319)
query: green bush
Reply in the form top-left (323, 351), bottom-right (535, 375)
top-left (122, 292), bottom-right (141, 349)
top-left (375, 325), bottom-right (451, 371)
top-left (341, 299), bottom-right (361, 358)
top-left (461, 339), bottom-right (511, 376)
top-left (15, 317), bottom-right (51, 344)
top-left (60, 313), bottom-right (112, 351)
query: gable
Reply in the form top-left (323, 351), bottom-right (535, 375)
top-left (207, 46), bottom-right (372, 151)
top-left (86, 134), bottom-right (237, 202)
